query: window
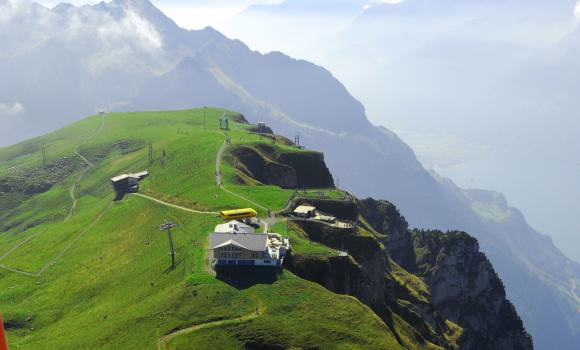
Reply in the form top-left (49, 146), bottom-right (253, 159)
top-left (222, 246), bottom-right (241, 252)
top-left (220, 245), bottom-right (242, 259)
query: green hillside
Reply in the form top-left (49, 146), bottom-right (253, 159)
top-left (0, 109), bottom-right (404, 349)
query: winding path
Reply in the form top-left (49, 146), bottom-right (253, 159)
top-left (159, 301), bottom-right (265, 350)
top-left (215, 141), bottom-right (268, 211)
top-left (155, 140), bottom-right (277, 348)
top-left (0, 232), bottom-right (43, 262)
top-left (66, 115), bottom-right (105, 220)
top-left (131, 193), bottom-right (218, 215)
top-left (0, 115), bottom-right (107, 277)
top-left (0, 202), bottom-right (113, 277)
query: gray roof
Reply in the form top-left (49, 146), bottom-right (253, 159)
top-left (111, 170), bottom-right (148, 183)
top-left (214, 220), bottom-right (254, 234)
top-left (210, 233), bottom-right (267, 251)
top-left (294, 205), bottom-right (316, 214)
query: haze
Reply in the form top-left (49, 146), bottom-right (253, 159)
top-left (180, 0), bottom-right (580, 268)
top-left (176, 0), bottom-right (580, 263)
top-left (2, 1), bottom-right (579, 347)
top-left (31, 0), bottom-right (580, 261)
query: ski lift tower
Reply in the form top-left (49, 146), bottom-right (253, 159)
top-left (159, 221), bottom-right (177, 268)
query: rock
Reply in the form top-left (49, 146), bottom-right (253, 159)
top-left (230, 144), bottom-right (334, 189)
top-left (413, 230), bottom-right (533, 350)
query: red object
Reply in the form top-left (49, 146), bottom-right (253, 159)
top-left (0, 314), bottom-right (8, 350)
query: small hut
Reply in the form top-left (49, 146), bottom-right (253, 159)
top-left (293, 205), bottom-right (316, 218)
top-left (111, 171), bottom-right (148, 195)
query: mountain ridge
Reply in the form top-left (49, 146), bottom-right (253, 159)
top-left (0, 1), bottom-right (578, 348)
top-left (0, 108), bottom-right (532, 349)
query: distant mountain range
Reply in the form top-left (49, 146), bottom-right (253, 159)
top-left (0, 0), bottom-right (578, 348)
top-left (223, 0), bottom-right (580, 266)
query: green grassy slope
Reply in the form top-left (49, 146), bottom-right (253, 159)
top-left (0, 109), bottom-right (403, 349)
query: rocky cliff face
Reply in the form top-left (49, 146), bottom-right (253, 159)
top-left (288, 212), bottom-right (459, 349)
top-left (413, 230), bottom-right (533, 349)
top-left (359, 198), bottom-right (417, 272)
top-left (229, 144), bottom-right (334, 189)
top-left (288, 196), bottom-right (533, 350)
top-left (291, 219), bottom-right (388, 306)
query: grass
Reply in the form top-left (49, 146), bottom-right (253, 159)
top-left (443, 320), bottom-right (464, 347)
top-left (168, 274), bottom-right (403, 350)
top-left (296, 189), bottom-right (347, 200)
top-left (0, 108), bottom-right (401, 349)
top-left (280, 220), bottom-right (341, 257)
top-left (389, 260), bottom-right (431, 304)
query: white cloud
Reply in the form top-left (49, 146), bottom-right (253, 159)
top-left (33, 0), bottom-right (284, 30)
top-left (576, 1), bottom-right (580, 19)
top-left (146, 1), bottom-right (283, 30)
top-left (94, 7), bottom-right (163, 50)
top-left (33, 0), bottom-right (102, 8)
top-left (0, 102), bottom-right (25, 116)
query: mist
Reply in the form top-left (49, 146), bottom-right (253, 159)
top-left (214, 0), bottom-right (580, 262)
top-left (7, 0), bottom-right (580, 260)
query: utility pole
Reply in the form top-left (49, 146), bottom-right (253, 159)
top-left (148, 143), bottom-right (153, 162)
top-left (41, 146), bottom-right (47, 165)
top-left (203, 106), bottom-right (207, 132)
top-left (159, 221), bottom-right (177, 268)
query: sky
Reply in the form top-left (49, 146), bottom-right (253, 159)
top-left (35, 0), bottom-right (284, 29)
top-left (34, 0), bottom-right (409, 29)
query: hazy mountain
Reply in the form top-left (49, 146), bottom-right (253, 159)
top-left (223, 0), bottom-right (580, 268)
top-left (0, 0), bottom-right (579, 348)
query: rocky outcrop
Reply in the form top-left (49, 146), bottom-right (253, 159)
top-left (287, 219), bottom-right (456, 349)
top-left (291, 197), bottom-right (359, 221)
top-left (291, 220), bottom-right (387, 307)
top-left (289, 196), bottom-right (533, 350)
top-left (228, 137), bottom-right (531, 349)
top-left (285, 254), bottom-right (364, 296)
top-left (412, 230), bottom-right (533, 350)
top-left (230, 143), bottom-right (334, 189)
top-left (230, 146), bottom-right (297, 188)
top-left (231, 113), bottom-right (249, 124)
top-left (248, 125), bottom-right (274, 134)
top-left (359, 198), bottom-right (417, 272)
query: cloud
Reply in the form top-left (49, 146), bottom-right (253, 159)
top-left (92, 7), bottom-right (163, 50)
top-left (35, 0), bottom-right (100, 6)
top-left (0, 102), bottom-right (25, 116)
top-left (58, 2), bottom-right (163, 52)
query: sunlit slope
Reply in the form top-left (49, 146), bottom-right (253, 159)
top-left (0, 109), bottom-right (402, 349)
